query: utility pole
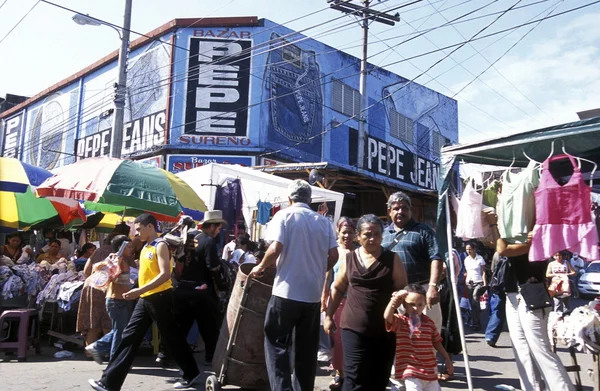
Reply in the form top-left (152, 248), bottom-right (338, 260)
top-left (328, 0), bottom-right (399, 169)
top-left (111, 0), bottom-right (132, 158)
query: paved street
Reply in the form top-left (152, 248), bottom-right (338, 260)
top-left (1, 301), bottom-right (597, 390)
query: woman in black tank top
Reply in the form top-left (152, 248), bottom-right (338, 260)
top-left (325, 214), bottom-right (408, 391)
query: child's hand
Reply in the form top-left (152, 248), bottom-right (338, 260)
top-left (445, 359), bottom-right (454, 377)
top-left (393, 290), bottom-right (408, 300)
top-left (391, 290), bottom-right (408, 308)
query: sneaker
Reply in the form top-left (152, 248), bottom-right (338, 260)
top-left (85, 344), bottom-right (103, 365)
top-left (486, 339), bottom-right (497, 347)
top-left (88, 379), bottom-right (109, 391)
top-left (173, 373), bottom-right (203, 389)
top-left (156, 352), bottom-right (174, 367)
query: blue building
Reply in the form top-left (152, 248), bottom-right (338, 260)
top-left (0, 17), bottom-right (457, 222)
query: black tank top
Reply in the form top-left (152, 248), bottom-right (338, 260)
top-left (341, 248), bottom-right (395, 336)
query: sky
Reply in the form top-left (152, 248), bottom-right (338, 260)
top-left (0, 0), bottom-right (598, 143)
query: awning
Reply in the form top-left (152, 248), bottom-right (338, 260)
top-left (436, 115), bottom-right (600, 391)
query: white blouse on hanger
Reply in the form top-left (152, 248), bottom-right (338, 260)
top-left (456, 179), bottom-right (485, 240)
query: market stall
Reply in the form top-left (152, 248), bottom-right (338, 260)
top-left (176, 163), bottom-right (345, 232)
top-left (437, 116), bottom-right (600, 390)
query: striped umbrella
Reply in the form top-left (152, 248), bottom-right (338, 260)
top-left (0, 157), bottom-right (86, 233)
top-left (0, 156), bottom-right (53, 193)
top-left (37, 157), bottom-right (207, 217)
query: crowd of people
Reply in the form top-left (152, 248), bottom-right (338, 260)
top-left (1, 179), bottom-right (586, 391)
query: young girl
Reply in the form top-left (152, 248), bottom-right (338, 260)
top-left (384, 284), bottom-right (454, 391)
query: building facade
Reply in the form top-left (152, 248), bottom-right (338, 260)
top-left (0, 17), bottom-right (458, 221)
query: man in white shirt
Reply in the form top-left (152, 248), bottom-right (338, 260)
top-left (221, 227), bottom-right (247, 262)
top-left (250, 180), bottom-right (338, 391)
top-left (570, 252), bottom-right (585, 274)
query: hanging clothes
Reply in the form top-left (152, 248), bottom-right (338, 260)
top-left (497, 161), bottom-right (540, 243)
top-left (214, 179), bottom-right (243, 229)
top-left (455, 179), bottom-right (485, 240)
top-left (256, 201), bottom-right (273, 225)
top-left (530, 154), bottom-right (599, 262)
top-left (482, 180), bottom-right (500, 208)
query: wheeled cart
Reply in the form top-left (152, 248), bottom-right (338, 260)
top-left (206, 263), bottom-right (275, 391)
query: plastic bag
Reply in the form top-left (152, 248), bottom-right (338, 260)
top-left (479, 291), bottom-right (489, 310)
top-left (88, 254), bottom-right (121, 291)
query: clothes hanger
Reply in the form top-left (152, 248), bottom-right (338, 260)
top-left (521, 147), bottom-right (540, 164)
top-left (547, 139), bottom-right (597, 187)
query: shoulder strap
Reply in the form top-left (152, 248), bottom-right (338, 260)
top-left (384, 231), bottom-right (402, 251)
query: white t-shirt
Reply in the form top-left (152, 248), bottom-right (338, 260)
top-left (465, 254), bottom-right (486, 283)
top-left (231, 249), bottom-right (257, 265)
top-left (571, 257), bottom-right (585, 271)
top-left (222, 240), bottom-right (236, 261)
top-left (266, 203), bottom-right (338, 303)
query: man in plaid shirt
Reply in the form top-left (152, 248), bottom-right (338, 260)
top-left (381, 191), bottom-right (443, 332)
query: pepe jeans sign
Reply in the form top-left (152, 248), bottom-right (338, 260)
top-left (350, 131), bottom-right (439, 191)
top-left (184, 38), bottom-right (251, 137)
top-left (2, 112), bottom-right (24, 158)
top-left (76, 110), bottom-right (166, 160)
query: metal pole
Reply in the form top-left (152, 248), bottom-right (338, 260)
top-left (357, 0), bottom-right (369, 169)
top-left (110, 0), bottom-right (132, 158)
top-left (444, 193), bottom-right (473, 391)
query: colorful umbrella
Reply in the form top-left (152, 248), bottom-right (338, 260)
top-left (37, 157), bottom-right (207, 217)
top-left (0, 157), bottom-right (53, 192)
top-left (0, 157), bottom-right (87, 233)
top-left (2, 190), bottom-right (87, 232)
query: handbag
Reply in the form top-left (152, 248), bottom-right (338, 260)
top-left (519, 282), bottom-right (552, 310)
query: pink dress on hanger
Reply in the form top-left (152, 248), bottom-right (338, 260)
top-left (530, 154), bottom-right (599, 261)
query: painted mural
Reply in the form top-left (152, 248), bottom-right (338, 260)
top-left (21, 87), bottom-right (79, 170)
top-left (77, 39), bottom-right (171, 160)
top-left (262, 33), bottom-right (323, 156)
top-left (1, 18), bottom-right (458, 193)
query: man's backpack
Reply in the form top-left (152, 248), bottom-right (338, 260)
top-left (489, 255), bottom-right (509, 293)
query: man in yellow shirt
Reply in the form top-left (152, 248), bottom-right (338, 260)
top-left (88, 213), bottom-right (200, 391)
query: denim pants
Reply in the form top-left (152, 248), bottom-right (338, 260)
top-left (485, 291), bottom-right (505, 344)
top-left (505, 292), bottom-right (574, 391)
top-left (95, 298), bottom-right (132, 360)
top-left (264, 295), bottom-right (320, 391)
top-left (100, 289), bottom-right (199, 391)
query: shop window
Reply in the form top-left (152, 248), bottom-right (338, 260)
top-left (390, 109), bottom-right (414, 143)
top-left (332, 78), bottom-right (360, 117)
top-left (432, 132), bottom-right (449, 157)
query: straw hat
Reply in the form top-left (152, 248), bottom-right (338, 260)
top-left (199, 210), bottom-right (227, 226)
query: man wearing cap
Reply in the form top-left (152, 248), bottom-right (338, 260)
top-left (173, 210), bottom-right (225, 366)
top-left (250, 180), bottom-right (339, 391)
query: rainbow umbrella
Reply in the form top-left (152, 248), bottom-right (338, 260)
top-left (0, 157), bottom-right (53, 193)
top-left (0, 157), bottom-right (86, 233)
top-left (37, 157), bottom-right (207, 217)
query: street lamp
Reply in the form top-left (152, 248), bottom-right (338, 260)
top-left (72, 0), bottom-right (132, 159)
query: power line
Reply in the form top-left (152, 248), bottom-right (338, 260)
top-left (258, 0), bottom-right (597, 158)
top-left (0, 0), bottom-right (39, 46)
top-left (399, 3), bottom-right (548, 127)
top-left (425, 0), bottom-right (557, 122)
top-left (19, 0), bottom-right (599, 157)
top-left (13, 0), bottom-right (569, 156)
top-left (0, 0), bottom-right (9, 12)
top-left (15, 0), bottom-right (447, 141)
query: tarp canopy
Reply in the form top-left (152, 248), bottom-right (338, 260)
top-left (177, 163), bottom-right (345, 230)
top-left (437, 116), bottom-right (600, 255)
top-left (435, 116), bottom-right (600, 391)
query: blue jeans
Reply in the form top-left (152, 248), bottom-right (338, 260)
top-left (94, 298), bottom-right (132, 360)
top-left (485, 291), bottom-right (506, 344)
